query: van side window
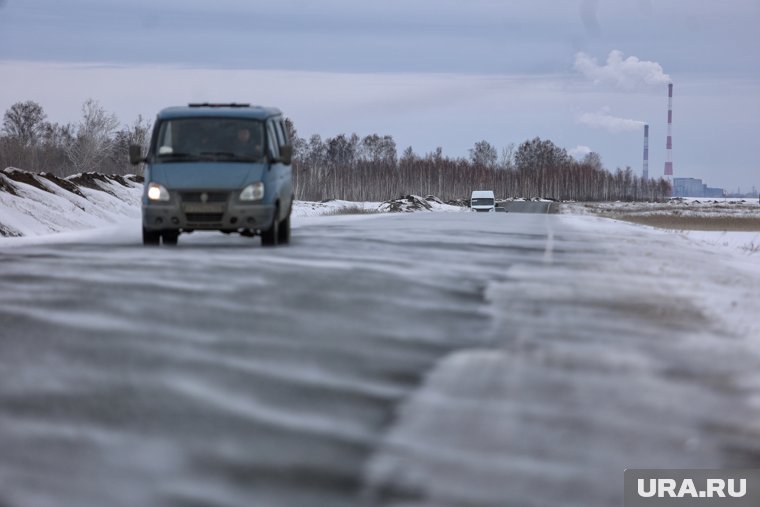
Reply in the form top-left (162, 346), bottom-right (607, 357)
top-left (275, 119), bottom-right (287, 146)
top-left (267, 121), bottom-right (280, 159)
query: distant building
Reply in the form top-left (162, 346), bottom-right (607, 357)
top-left (672, 177), bottom-right (724, 198)
top-left (703, 186), bottom-right (724, 198)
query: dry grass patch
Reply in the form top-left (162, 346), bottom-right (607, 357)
top-left (613, 214), bottom-right (760, 231)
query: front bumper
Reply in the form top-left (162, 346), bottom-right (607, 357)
top-left (143, 196), bottom-right (274, 231)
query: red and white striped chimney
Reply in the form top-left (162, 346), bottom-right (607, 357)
top-left (664, 83), bottom-right (673, 178)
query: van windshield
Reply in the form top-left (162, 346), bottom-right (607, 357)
top-left (471, 198), bottom-right (495, 206)
top-left (154, 118), bottom-right (265, 163)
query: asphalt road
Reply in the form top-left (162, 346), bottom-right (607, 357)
top-left (1, 212), bottom-right (758, 507)
top-left (499, 200), bottom-right (557, 214)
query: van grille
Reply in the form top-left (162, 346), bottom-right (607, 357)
top-left (185, 213), bottom-right (224, 223)
top-left (179, 192), bottom-right (229, 203)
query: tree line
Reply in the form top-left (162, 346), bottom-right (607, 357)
top-left (0, 100), bottom-right (150, 177)
top-left (286, 124), bottom-right (671, 202)
top-left (1, 100), bottom-right (671, 201)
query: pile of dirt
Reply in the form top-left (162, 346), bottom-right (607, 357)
top-left (0, 174), bottom-right (18, 196)
top-left (0, 222), bottom-right (22, 237)
top-left (67, 172), bottom-right (118, 196)
top-left (0, 168), bottom-right (141, 201)
top-left (425, 195), bottom-right (445, 205)
top-left (2, 168), bottom-right (52, 193)
top-left (380, 195), bottom-right (434, 212)
top-left (38, 173), bottom-right (86, 198)
top-left (106, 174), bottom-right (132, 187)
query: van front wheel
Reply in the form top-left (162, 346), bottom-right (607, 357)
top-left (162, 230), bottom-right (179, 245)
top-left (261, 206), bottom-right (279, 247)
top-left (277, 214), bottom-right (291, 244)
top-left (143, 228), bottom-right (161, 246)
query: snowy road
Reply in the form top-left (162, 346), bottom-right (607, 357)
top-left (1, 212), bottom-right (759, 507)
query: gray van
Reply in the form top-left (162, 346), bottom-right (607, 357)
top-left (130, 103), bottom-right (293, 246)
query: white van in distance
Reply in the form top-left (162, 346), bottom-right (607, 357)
top-left (470, 190), bottom-right (495, 212)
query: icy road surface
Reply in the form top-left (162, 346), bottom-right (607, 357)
top-left (1, 212), bottom-right (759, 507)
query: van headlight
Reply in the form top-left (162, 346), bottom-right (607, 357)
top-left (147, 182), bottom-right (170, 201)
top-left (240, 182), bottom-right (265, 201)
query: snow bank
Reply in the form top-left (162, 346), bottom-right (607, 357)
top-left (679, 230), bottom-right (760, 255)
top-left (292, 199), bottom-right (384, 217)
top-left (0, 168), bottom-right (143, 237)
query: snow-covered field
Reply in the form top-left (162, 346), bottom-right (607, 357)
top-left (562, 198), bottom-right (760, 237)
top-left (562, 197), bottom-right (760, 218)
top-left (561, 198), bottom-right (760, 258)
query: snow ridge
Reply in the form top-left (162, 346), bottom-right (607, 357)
top-left (0, 168), bottom-right (143, 237)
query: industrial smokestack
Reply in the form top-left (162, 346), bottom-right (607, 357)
top-left (643, 124), bottom-right (649, 180)
top-left (664, 83), bottom-right (673, 178)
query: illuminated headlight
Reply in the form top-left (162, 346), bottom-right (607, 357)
top-left (147, 182), bottom-right (170, 202)
top-left (239, 182), bottom-right (265, 201)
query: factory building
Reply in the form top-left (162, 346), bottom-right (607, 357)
top-left (672, 177), bottom-right (724, 198)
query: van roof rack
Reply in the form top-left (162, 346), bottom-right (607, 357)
top-left (188, 103), bottom-right (251, 108)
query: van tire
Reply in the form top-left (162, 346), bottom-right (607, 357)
top-left (143, 228), bottom-right (160, 246)
top-left (261, 205), bottom-right (279, 247)
top-left (162, 230), bottom-right (179, 245)
top-left (277, 214), bottom-right (291, 244)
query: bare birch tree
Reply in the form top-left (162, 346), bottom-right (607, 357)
top-left (65, 99), bottom-right (119, 173)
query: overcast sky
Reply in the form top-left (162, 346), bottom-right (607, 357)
top-left (1, 0), bottom-right (759, 191)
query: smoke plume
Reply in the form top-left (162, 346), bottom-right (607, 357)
top-left (578, 108), bottom-right (646, 133)
top-left (580, 0), bottom-right (601, 36)
top-left (574, 50), bottom-right (671, 91)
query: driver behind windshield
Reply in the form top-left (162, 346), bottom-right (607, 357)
top-left (230, 126), bottom-right (262, 159)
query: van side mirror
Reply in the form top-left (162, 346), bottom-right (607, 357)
top-left (129, 144), bottom-right (146, 165)
top-left (279, 144), bottom-right (293, 165)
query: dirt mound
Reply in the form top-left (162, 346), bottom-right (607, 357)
top-left (380, 195), bottom-right (434, 212)
top-left (0, 222), bottom-right (22, 237)
top-left (38, 173), bottom-right (86, 198)
top-left (0, 174), bottom-right (18, 196)
top-left (446, 198), bottom-right (469, 207)
top-left (67, 172), bottom-right (118, 196)
top-left (105, 174), bottom-right (132, 187)
top-left (0, 168), bottom-right (142, 202)
top-left (2, 168), bottom-right (52, 193)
